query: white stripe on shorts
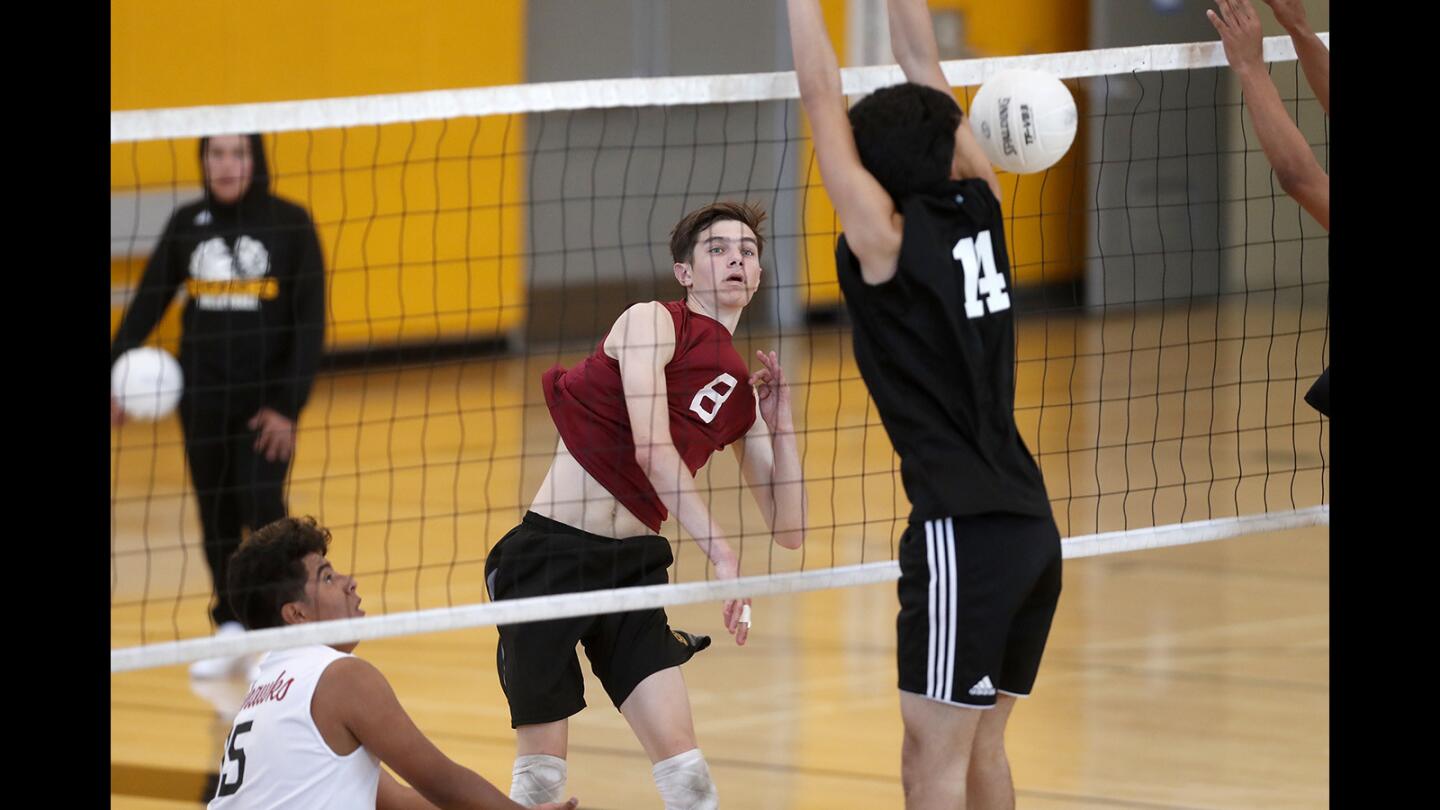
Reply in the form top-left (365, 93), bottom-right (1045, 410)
top-left (943, 517), bottom-right (958, 702)
top-left (925, 519), bottom-right (938, 699)
top-left (926, 518), bottom-right (960, 702)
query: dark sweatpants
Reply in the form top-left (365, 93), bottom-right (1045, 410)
top-left (179, 392), bottom-right (289, 626)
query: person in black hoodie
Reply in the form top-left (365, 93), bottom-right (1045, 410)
top-left (111, 133), bottom-right (327, 678)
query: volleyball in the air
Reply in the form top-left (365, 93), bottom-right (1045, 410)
top-left (967, 69), bottom-right (1078, 174)
top-left (112, 347), bottom-right (184, 421)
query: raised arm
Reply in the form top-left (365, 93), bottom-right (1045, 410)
top-left (1260, 0), bottom-right (1328, 116)
top-left (886, 0), bottom-right (947, 91)
top-left (886, 0), bottom-right (1000, 199)
top-left (608, 302), bottom-right (752, 645)
top-left (787, 0), bottom-right (903, 283)
top-left (731, 350), bottom-right (806, 551)
top-left (1209, 0), bottom-right (1329, 230)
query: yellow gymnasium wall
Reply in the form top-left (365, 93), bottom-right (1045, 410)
top-left (800, 0), bottom-right (1088, 310)
top-left (110, 0), bottom-right (527, 351)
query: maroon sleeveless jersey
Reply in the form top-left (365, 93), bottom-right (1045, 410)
top-left (541, 301), bottom-right (757, 532)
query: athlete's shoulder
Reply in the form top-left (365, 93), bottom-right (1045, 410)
top-left (604, 301), bottom-right (678, 357)
top-left (315, 653), bottom-right (389, 704)
top-left (615, 301), bottom-right (676, 331)
top-left (318, 652), bottom-right (375, 680)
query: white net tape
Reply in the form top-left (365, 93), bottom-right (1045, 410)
top-left (111, 34), bottom-right (1325, 142)
top-left (112, 506), bottom-right (1326, 672)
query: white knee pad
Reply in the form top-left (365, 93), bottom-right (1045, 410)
top-left (651, 748), bottom-right (718, 810)
top-left (510, 754), bottom-right (567, 805)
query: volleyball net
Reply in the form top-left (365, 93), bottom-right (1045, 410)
top-left (111, 35), bottom-right (1329, 672)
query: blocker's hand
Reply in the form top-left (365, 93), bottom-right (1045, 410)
top-left (111, 394), bottom-right (126, 427)
top-left (249, 407), bottom-right (296, 463)
top-left (1207, 0), bottom-right (1265, 75)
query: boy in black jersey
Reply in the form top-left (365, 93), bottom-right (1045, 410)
top-left (787, 1), bottom-right (1062, 807)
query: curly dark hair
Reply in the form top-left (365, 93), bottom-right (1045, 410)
top-left (226, 516), bottom-right (332, 630)
top-left (848, 83), bottom-right (963, 201)
top-left (669, 201), bottom-right (768, 264)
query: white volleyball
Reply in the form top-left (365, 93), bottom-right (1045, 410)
top-left (968, 69), bottom-right (1078, 174)
top-left (112, 347), bottom-right (184, 421)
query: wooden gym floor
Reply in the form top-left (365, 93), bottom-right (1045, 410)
top-left (112, 298), bottom-right (1328, 808)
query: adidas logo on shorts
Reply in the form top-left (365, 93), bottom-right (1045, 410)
top-left (969, 676), bottom-right (996, 697)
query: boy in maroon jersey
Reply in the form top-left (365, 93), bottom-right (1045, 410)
top-left (484, 201), bottom-right (807, 809)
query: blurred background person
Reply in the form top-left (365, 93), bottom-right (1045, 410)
top-left (111, 133), bottom-right (327, 678)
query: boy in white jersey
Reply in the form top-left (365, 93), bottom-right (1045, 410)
top-left (209, 516), bottom-right (579, 810)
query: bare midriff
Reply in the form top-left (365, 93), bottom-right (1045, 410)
top-left (528, 438), bottom-right (655, 539)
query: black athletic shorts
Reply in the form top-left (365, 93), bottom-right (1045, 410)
top-left (484, 512), bottom-right (710, 727)
top-left (896, 512), bottom-right (1062, 708)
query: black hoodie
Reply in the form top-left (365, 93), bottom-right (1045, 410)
top-left (111, 134), bottom-right (326, 421)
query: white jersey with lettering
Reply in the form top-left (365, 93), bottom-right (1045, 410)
top-left (207, 644), bottom-right (381, 809)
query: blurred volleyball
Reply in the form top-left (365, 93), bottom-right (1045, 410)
top-left (112, 347), bottom-right (183, 421)
top-left (968, 69), bottom-right (1078, 174)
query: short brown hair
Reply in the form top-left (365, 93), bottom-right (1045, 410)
top-left (669, 201), bottom-right (767, 263)
top-left (227, 516), bottom-right (332, 630)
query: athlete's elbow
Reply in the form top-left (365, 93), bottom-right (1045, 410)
top-left (634, 444), bottom-right (656, 475)
top-left (796, 62), bottom-right (840, 100)
top-left (773, 528), bottom-right (805, 550)
top-left (772, 513), bottom-right (807, 550)
top-left (892, 49), bottom-right (935, 83)
top-left (634, 440), bottom-right (675, 478)
top-left (1274, 167), bottom-right (1306, 198)
top-left (1274, 161), bottom-right (1323, 200)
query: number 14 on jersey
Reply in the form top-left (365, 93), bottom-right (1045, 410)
top-left (953, 230), bottom-right (1010, 319)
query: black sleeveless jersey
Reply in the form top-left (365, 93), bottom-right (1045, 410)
top-left (836, 178), bottom-right (1051, 523)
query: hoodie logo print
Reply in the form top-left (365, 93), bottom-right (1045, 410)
top-left (186, 236), bottom-right (277, 310)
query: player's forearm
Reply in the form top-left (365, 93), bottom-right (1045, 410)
top-left (788, 0), bottom-right (844, 105)
top-left (886, 0), bottom-right (944, 85)
top-left (766, 412), bottom-right (807, 549)
top-left (1287, 25), bottom-right (1329, 117)
top-left (638, 442), bottom-right (736, 567)
top-left (1235, 67), bottom-right (1319, 191)
top-left (386, 739), bottom-right (522, 810)
top-left (377, 770), bottom-right (443, 810)
top-left (414, 762), bottom-right (522, 810)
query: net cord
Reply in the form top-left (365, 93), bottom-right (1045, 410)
top-left (111, 34), bottom-right (1327, 142)
top-left (112, 506), bottom-right (1327, 672)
